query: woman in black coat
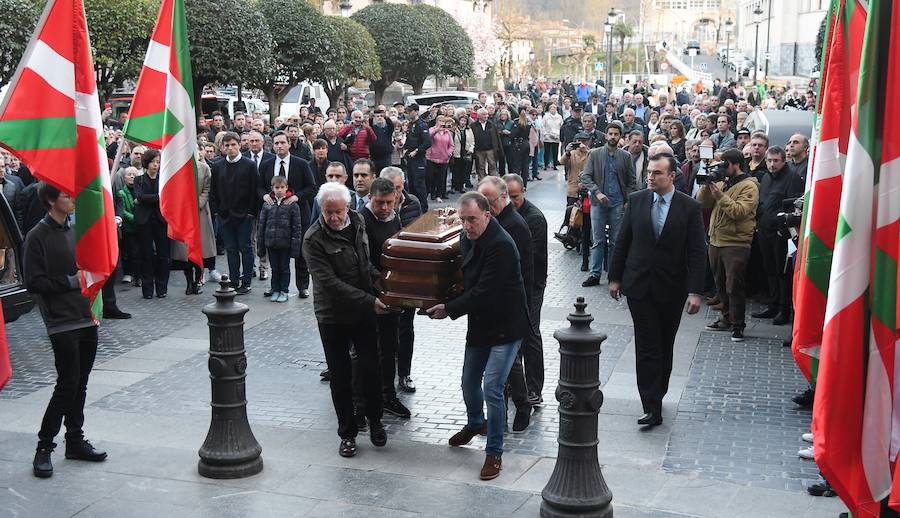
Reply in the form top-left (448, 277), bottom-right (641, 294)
top-left (133, 149), bottom-right (171, 299)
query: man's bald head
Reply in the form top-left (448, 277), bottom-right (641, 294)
top-left (649, 142), bottom-right (674, 158)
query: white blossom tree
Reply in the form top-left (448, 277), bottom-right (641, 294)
top-left (464, 16), bottom-right (502, 80)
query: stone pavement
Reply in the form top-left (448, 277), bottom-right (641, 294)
top-left (0, 167), bottom-right (846, 517)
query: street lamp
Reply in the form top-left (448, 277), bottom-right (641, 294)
top-left (529, 49), bottom-right (536, 79)
top-left (606, 8), bottom-right (615, 92)
top-left (724, 18), bottom-right (733, 82)
top-left (752, 4), bottom-right (763, 85)
top-left (339, 0), bottom-right (352, 17)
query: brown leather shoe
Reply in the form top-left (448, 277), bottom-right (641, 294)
top-left (479, 454), bottom-right (502, 480)
top-left (448, 423), bottom-right (487, 447)
top-left (706, 295), bottom-right (721, 306)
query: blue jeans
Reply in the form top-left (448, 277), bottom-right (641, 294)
top-left (267, 248), bottom-right (291, 293)
top-left (589, 202), bottom-right (624, 278)
top-left (218, 216), bottom-right (253, 287)
top-left (461, 340), bottom-right (522, 457)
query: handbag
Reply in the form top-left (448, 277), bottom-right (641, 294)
top-left (569, 204), bottom-right (583, 229)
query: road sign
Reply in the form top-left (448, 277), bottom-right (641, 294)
top-left (595, 62), bottom-right (604, 71)
top-left (699, 62), bottom-right (708, 72)
top-left (660, 61), bottom-right (669, 71)
top-left (688, 48), bottom-right (698, 57)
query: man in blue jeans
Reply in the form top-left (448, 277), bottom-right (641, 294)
top-left (210, 132), bottom-right (258, 294)
top-left (427, 192), bottom-right (529, 481)
top-left (579, 121), bottom-right (636, 286)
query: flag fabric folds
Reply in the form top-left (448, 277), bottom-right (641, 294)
top-left (123, 0), bottom-right (202, 267)
top-left (813, 1), bottom-right (900, 516)
top-left (0, 304), bottom-right (10, 392)
top-left (0, 0), bottom-right (118, 314)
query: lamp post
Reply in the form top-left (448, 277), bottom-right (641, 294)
top-left (340, 0), bottom-right (351, 106)
top-left (529, 49), bottom-right (536, 81)
top-left (605, 8), bottom-right (615, 93)
top-left (764, 0), bottom-right (772, 82)
top-left (724, 18), bottom-right (733, 82)
top-left (752, 5), bottom-right (763, 86)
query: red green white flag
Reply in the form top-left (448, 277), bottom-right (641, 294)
top-left (123, 0), bottom-right (201, 266)
top-left (791, 0), bottom-right (866, 384)
top-left (0, 0), bottom-right (118, 313)
top-left (813, 0), bottom-right (900, 515)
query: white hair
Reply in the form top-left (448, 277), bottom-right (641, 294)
top-left (316, 182), bottom-right (351, 206)
top-left (379, 166), bottom-right (405, 182)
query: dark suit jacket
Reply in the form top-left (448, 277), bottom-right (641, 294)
top-left (609, 189), bottom-right (706, 302)
top-left (445, 218), bottom-right (529, 347)
top-left (516, 199), bottom-right (548, 290)
top-left (243, 150), bottom-right (275, 170)
top-left (258, 154), bottom-right (317, 228)
top-left (496, 202), bottom-right (534, 303)
top-left (132, 174), bottom-right (163, 225)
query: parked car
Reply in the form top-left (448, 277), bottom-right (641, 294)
top-left (0, 194), bottom-right (33, 323)
top-left (405, 91), bottom-right (481, 110)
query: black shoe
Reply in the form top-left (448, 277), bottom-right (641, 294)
top-left (580, 262), bottom-right (589, 272)
top-left (235, 285), bottom-right (251, 295)
top-left (354, 410), bottom-right (368, 432)
top-left (64, 439), bottom-right (107, 462)
top-left (143, 294), bottom-right (153, 300)
top-left (637, 412), bottom-right (663, 427)
top-left (527, 392), bottom-right (543, 406)
top-left (298, 289), bottom-right (309, 299)
top-left (705, 319), bottom-right (730, 331)
top-left (339, 438), bottom-right (357, 458)
top-left (512, 407), bottom-right (531, 433)
top-left (807, 480), bottom-right (837, 497)
top-left (156, 292), bottom-right (167, 299)
top-left (398, 376), bottom-right (416, 393)
top-left (102, 308), bottom-right (132, 319)
top-left (383, 398), bottom-right (411, 418)
top-left (369, 421), bottom-right (387, 447)
top-left (731, 328), bottom-right (745, 342)
top-left (581, 275), bottom-right (600, 287)
top-left (772, 311), bottom-right (791, 326)
top-left (263, 290), bottom-right (273, 298)
top-left (133, 278), bottom-right (142, 288)
top-left (751, 306), bottom-right (779, 319)
top-left (33, 445), bottom-right (53, 478)
top-left (792, 388), bottom-right (815, 408)
top-left (320, 368), bottom-right (331, 382)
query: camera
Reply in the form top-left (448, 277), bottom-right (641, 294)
top-left (695, 160), bottom-right (727, 185)
top-left (776, 197), bottom-right (804, 240)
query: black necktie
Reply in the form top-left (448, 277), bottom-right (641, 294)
top-left (279, 160), bottom-right (286, 178)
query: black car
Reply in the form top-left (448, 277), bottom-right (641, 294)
top-left (0, 194), bottom-right (33, 323)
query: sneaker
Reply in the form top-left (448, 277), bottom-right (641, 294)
top-left (320, 368), bottom-right (331, 382)
top-left (383, 398), bottom-right (411, 418)
top-left (64, 439), bottom-right (107, 462)
top-left (705, 319), bottom-right (730, 331)
top-left (581, 275), bottom-right (600, 287)
top-left (731, 328), bottom-right (745, 342)
top-left (792, 388), bottom-right (815, 408)
top-left (277, 292), bottom-right (289, 303)
top-left (259, 269), bottom-right (269, 281)
top-left (398, 376), bottom-right (416, 393)
top-left (235, 285), bottom-right (251, 295)
top-left (479, 454), bottom-right (502, 480)
top-left (798, 446), bottom-right (814, 460)
top-left (354, 409), bottom-right (368, 432)
top-left (121, 275), bottom-right (133, 284)
top-left (807, 480), bottom-right (836, 497)
top-left (512, 407), bottom-right (531, 433)
top-left (270, 291), bottom-right (280, 302)
top-left (298, 289), bottom-right (309, 299)
top-left (449, 423), bottom-right (487, 446)
top-left (208, 269), bottom-right (222, 283)
top-left (801, 432), bottom-right (814, 443)
top-left (33, 445), bottom-right (54, 478)
top-left (369, 421), bottom-right (387, 447)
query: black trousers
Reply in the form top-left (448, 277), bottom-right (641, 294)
top-left (294, 254), bottom-right (309, 291)
top-left (38, 326), bottom-right (98, 449)
top-left (121, 231), bottom-right (141, 277)
top-left (398, 308), bottom-right (415, 378)
top-left (318, 316), bottom-right (383, 439)
top-left (627, 295), bottom-right (685, 415)
top-left (138, 221), bottom-right (170, 297)
top-left (451, 156), bottom-right (471, 192)
top-left (426, 160), bottom-right (448, 199)
top-left (101, 257), bottom-right (122, 310)
top-left (405, 156), bottom-right (428, 212)
top-left (523, 286), bottom-right (545, 397)
top-left (758, 232), bottom-right (791, 311)
top-left (543, 142), bottom-right (559, 167)
top-left (377, 313), bottom-right (399, 400)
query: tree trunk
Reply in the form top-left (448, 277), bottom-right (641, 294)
top-left (411, 77), bottom-right (426, 95)
top-left (371, 78), bottom-right (389, 106)
top-left (263, 83), bottom-right (293, 122)
top-left (324, 83), bottom-right (343, 111)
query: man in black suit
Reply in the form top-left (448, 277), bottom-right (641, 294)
top-left (608, 153), bottom-right (706, 428)
top-left (244, 130), bottom-right (276, 280)
top-left (426, 192), bottom-right (529, 481)
top-left (258, 130), bottom-right (318, 298)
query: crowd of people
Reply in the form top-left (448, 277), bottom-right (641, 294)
top-left (6, 71), bottom-right (821, 484)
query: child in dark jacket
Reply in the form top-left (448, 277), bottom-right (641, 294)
top-left (257, 176), bottom-right (302, 302)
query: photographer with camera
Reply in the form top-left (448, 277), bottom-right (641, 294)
top-left (752, 146), bottom-right (805, 326)
top-left (696, 149), bottom-right (760, 342)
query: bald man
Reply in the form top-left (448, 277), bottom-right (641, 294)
top-left (786, 133), bottom-right (810, 183)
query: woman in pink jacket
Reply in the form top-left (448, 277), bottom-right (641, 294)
top-left (425, 115), bottom-right (454, 202)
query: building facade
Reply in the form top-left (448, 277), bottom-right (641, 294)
top-left (640, 0), bottom-right (736, 49)
top-left (735, 0), bottom-right (828, 78)
top-left (318, 0), bottom-right (492, 21)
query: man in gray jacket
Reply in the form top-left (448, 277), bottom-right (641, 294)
top-left (579, 121), bottom-right (636, 287)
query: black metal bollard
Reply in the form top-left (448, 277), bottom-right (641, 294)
top-left (541, 297), bottom-right (613, 517)
top-left (198, 276), bottom-right (263, 479)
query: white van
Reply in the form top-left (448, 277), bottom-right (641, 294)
top-left (279, 82), bottom-right (330, 118)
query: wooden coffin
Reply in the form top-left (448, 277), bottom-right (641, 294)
top-left (379, 208), bottom-right (463, 310)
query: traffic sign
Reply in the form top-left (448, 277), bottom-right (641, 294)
top-left (699, 62), bottom-right (708, 72)
top-left (660, 61), bottom-right (669, 71)
top-left (688, 48), bottom-right (698, 57)
top-left (595, 62), bottom-right (604, 71)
